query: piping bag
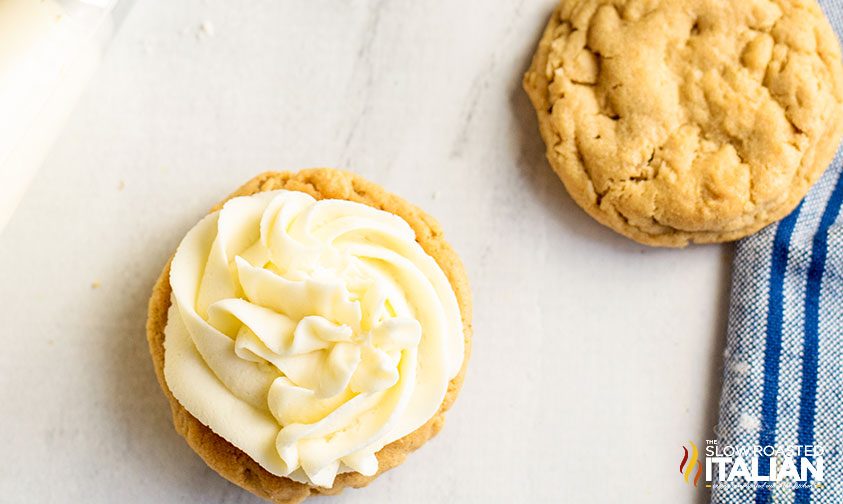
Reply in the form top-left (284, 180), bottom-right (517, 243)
top-left (0, 0), bottom-right (134, 234)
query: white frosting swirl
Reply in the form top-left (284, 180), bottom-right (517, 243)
top-left (163, 190), bottom-right (464, 488)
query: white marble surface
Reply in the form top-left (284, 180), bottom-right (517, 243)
top-left (0, 1), bottom-right (734, 502)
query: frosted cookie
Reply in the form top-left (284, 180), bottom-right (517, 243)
top-left (524, 0), bottom-right (843, 246)
top-left (146, 169), bottom-right (472, 503)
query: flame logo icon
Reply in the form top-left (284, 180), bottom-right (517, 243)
top-left (679, 441), bottom-right (702, 487)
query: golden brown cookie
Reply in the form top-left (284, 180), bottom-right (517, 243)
top-left (146, 168), bottom-right (472, 503)
top-left (524, 0), bottom-right (843, 246)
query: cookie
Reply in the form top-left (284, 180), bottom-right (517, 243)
top-left (524, 0), bottom-right (843, 246)
top-left (146, 168), bottom-right (472, 503)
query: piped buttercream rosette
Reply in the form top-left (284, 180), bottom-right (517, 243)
top-left (163, 190), bottom-right (464, 488)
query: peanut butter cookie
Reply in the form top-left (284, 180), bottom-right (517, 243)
top-left (147, 169), bottom-right (472, 503)
top-left (524, 0), bottom-right (843, 246)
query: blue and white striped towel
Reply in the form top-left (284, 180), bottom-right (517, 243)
top-left (713, 2), bottom-right (843, 502)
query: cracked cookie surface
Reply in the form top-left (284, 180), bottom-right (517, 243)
top-left (524, 0), bottom-right (843, 246)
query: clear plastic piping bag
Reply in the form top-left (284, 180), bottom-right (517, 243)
top-left (0, 0), bottom-right (135, 234)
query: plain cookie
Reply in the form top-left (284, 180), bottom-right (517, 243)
top-left (524, 0), bottom-right (843, 246)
